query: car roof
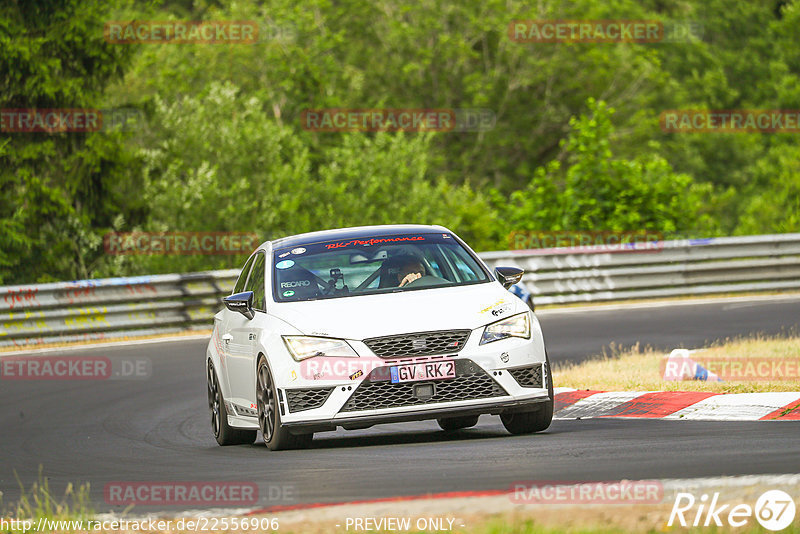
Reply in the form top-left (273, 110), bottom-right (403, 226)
top-left (268, 224), bottom-right (451, 251)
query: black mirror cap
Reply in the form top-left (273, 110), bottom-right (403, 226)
top-left (223, 291), bottom-right (255, 320)
top-left (494, 266), bottom-right (524, 290)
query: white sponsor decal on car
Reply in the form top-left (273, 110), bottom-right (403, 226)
top-left (281, 280), bottom-right (311, 288)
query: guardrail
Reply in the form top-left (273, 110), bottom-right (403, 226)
top-left (0, 271), bottom-right (239, 348)
top-left (480, 233), bottom-right (800, 305)
top-left (2, 234), bottom-right (799, 348)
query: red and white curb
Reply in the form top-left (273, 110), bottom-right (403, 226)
top-left (554, 388), bottom-right (800, 421)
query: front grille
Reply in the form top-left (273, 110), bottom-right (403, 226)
top-left (285, 387), bottom-right (334, 412)
top-left (340, 359), bottom-right (507, 412)
top-left (364, 330), bottom-right (471, 358)
top-left (508, 363), bottom-right (544, 388)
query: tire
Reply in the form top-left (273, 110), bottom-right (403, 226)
top-left (437, 415), bottom-right (479, 431)
top-left (500, 354), bottom-right (554, 435)
top-left (207, 360), bottom-right (257, 446)
top-left (256, 356), bottom-right (313, 451)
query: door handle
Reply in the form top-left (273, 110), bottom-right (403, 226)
top-left (221, 333), bottom-right (233, 343)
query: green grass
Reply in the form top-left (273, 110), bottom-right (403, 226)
top-left (1, 471), bottom-right (92, 534)
top-left (554, 335), bottom-right (800, 393)
top-left (280, 515), bottom-right (800, 534)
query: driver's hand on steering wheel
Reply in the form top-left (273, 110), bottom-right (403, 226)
top-left (399, 272), bottom-right (422, 287)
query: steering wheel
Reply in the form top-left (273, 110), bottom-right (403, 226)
top-left (402, 275), bottom-right (448, 288)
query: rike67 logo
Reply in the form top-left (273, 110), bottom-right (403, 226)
top-left (668, 490), bottom-right (796, 531)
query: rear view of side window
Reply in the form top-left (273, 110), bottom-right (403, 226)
top-left (246, 252), bottom-right (267, 312)
top-left (233, 253), bottom-right (256, 294)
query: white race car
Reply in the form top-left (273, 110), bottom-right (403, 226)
top-left (206, 225), bottom-right (553, 450)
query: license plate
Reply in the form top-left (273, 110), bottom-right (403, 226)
top-left (390, 361), bottom-right (456, 383)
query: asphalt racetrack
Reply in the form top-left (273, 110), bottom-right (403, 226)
top-left (1, 296), bottom-right (799, 512)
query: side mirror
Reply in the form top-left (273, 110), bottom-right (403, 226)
top-left (494, 266), bottom-right (524, 290)
top-left (223, 291), bottom-right (255, 320)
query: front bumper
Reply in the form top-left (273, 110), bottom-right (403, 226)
top-left (254, 315), bottom-right (550, 432)
top-left (277, 355), bottom-right (551, 432)
top-left (282, 393), bottom-right (551, 432)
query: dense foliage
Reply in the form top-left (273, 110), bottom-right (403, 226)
top-left (2, 0), bottom-right (798, 283)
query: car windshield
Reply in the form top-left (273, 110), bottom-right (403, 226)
top-left (272, 232), bottom-right (490, 302)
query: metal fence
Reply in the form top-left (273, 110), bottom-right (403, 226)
top-left (0, 271), bottom-right (239, 348)
top-left (2, 234), bottom-right (798, 348)
top-left (480, 233), bottom-right (800, 306)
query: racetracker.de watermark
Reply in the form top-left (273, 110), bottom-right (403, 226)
top-left (103, 232), bottom-right (259, 255)
top-left (0, 517), bottom-right (281, 533)
top-left (508, 230), bottom-right (664, 253)
top-left (662, 356), bottom-right (800, 381)
top-left (298, 356), bottom-right (386, 381)
top-left (660, 110), bottom-right (800, 133)
top-left (301, 108), bottom-right (496, 132)
top-left (104, 21), bottom-right (258, 44)
top-left (508, 20), bottom-right (702, 43)
top-left (0, 356), bottom-right (151, 381)
top-left (510, 480), bottom-right (663, 504)
top-left (0, 108), bottom-right (145, 133)
top-left (104, 481), bottom-right (261, 506)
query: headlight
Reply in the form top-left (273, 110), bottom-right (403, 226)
top-left (282, 336), bottom-right (359, 361)
top-left (480, 313), bottom-right (531, 345)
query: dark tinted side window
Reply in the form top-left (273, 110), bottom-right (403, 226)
top-left (245, 252), bottom-right (267, 311)
top-left (233, 254), bottom-right (256, 294)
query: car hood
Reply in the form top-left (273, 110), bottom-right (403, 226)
top-left (268, 282), bottom-right (527, 340)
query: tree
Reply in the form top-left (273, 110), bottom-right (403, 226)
top-left (504, 99), bottom-right (714, 237)
top-left (0, 0), bottom-right (140, 283)
top-left (101, 81), bottom-right (499, 277)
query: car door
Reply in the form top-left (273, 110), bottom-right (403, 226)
top-left (218, 253), bottom-right (256, 395)
top-left (226, 251), bottom-right (266, 407)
